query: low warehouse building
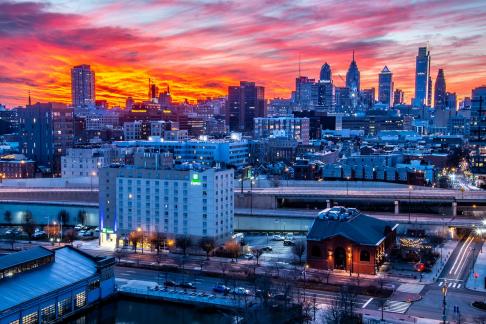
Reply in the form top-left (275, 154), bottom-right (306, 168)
top-left (0, 246), bottom-right (115, 324)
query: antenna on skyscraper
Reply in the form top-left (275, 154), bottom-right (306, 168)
top-left (298, 53), bottom-right (301, 77)
top-left (28, 90), bottom-right (31, 106)
top-left (352, 50), bottom-right (355, 62)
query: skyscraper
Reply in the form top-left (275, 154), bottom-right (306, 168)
top-left (346, 51), bottom-right (360, 110)
top-left (293, 76), bottom-right (315, 110)
top-left (71, 64), bottom-right (95, 108)
top-left (413, 47), bottom-right (431, 107)
top-left (378, 66), bottom-right (393, 107)
top-left (393, 89), bottom-right (404, 106)
top-left (320, 62), bottom-right (332, 82)
top-left (225, 81), bottom-right (265, 133)
top-left (469, 86), bottom-right (486, 176)
top-left (434, 69), bottom-right (446, 109)
top-left (346, 51), bottom-right (360, 93)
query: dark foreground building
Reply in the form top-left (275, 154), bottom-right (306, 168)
top-left (0, 246), bottom-right (115, 324)
top-left (307, 207), bottom-right (398, 275)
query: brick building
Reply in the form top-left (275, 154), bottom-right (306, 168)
top-left (307, 207), bottom-right (398, 275)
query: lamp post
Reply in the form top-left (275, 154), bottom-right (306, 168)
top-left (90, 171), bottom-right (97, 192)
top-left (442, 282), bottom-right (448, 324)
top-left (303, 264), bottom-right (309, 302)
top-left (346, 176), bottom-right (350, 197)
top-left (408, 185), bottom-right (413, 224)
top-left (137, 227), bottom-right (144, 254)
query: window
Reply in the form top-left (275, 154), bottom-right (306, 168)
top-left (22, 312), bottom-right (38, 324)
top-left (41, 304), bottom-right (56, 323)
top-left (360, 250), bottom-right (370, 262)
top-left (75, 291), bottom-right (86, 309)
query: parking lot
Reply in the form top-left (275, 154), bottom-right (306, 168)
top-left (242, 234), bottom-right (307, 263)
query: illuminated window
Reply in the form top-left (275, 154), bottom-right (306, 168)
top-left (75, 291), bottom-right (86, 309)
top-left (41, 304), bottom-right (56, 323)
top-left (22, 312), bottom-right (38, 324)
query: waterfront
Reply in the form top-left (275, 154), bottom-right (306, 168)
top-left (66, 297), bottom-right (234, 324)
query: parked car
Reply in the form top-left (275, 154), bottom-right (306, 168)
top-left (285, 233), bottom-right (294, 241)
top-left (179, 282), bottom-right (196, 289)
top-left (232, 287), bottom-right (250, 296)
top-left (74, 224), bottom-right (84, 230)
top-left (32, 230), bottom-right (46, 239)
top-left (261, 246), bottom-right (273, 252)
top-left (283, 240), bottom-right (295, 246)
top-left (164, 280), bottom-right (177, 287)
top-left (272, 235), bottom-right (285, 241)
top-left (213, 285), bottom-right (230, 294)
top-left (255, 289), bottom-right (272, 298)
top-left (242, 253), bottom-right (254, 260)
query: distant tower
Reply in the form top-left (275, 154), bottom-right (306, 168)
top-left (434, 69), bottom-right (446, 109)
top-left (413, 46), bottom-right (431, 107)
top-left (320, 62), bottom-right (332, 81)
top-left (346, 51), bottom-right (360, 111)
top-left (28, 90), bottom-right (32, 106)
top-left (378, 66), bottom-right (393, 108)
top-left (71, 64), bottom-right (95, 108)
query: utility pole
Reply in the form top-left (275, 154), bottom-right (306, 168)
top-left (442, 282), bottom-right (448, 324)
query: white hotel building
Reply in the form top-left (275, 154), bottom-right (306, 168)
top-left (99, 154), bottom-right (234, 247)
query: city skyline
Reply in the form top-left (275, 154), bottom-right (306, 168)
top-left (1, 0), bottom-right (486, 108)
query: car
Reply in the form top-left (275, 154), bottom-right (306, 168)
top-left (179, 282), bottom-right (196, 289)
top-left (74, 224), bottom-right (84, 230)
top-left (283, 240), bottom-right (295, 246)
top-left (272, 235), bottom-right (285, 241)
top-left (261, 246), bottom-right (273, 252)
top-left (32, 230), bottom-right (46, 239)
top-left (255, 289), bottom-right (272, 298)
top-left (213, 285), bottom-right (231, 294)
top-left (285, 233), bottom-right (294, 241)
top-left (164, 280), bottom-right (177, 287)
top-left (232, 287), bottom-right (250, 296)
top-left (274, 293), bottom-right (291, 302)
top-left (242, 253), bottom-right (254, 260)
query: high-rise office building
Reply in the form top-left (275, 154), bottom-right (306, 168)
top-left (293, 76), bottom-right (315, 110)
top-left (378, 66), bottom-right (393, 107)
top-left (335, 87), bottom-right (351, 113)
top-left (346, 51), bottom-right (360, 110)
top-left (434, 69), bottom-right (446, 109)
top-left (19, 103), bottom-right (74, 174)
top-left (225, 81), bottom-right (265, 133)
top-left (413, 47), bottom-right (431, 107)
top-left (71, 65), bottom-right (95, 108)
top-left (311, 81), bottom-right (335, 113)
top-left (469, 86), bottom-right (486, 176)
top-left (393, 89), bottom-right (404, 106)
top-left (445, 92), bottom-right (457, 110)
top-left (320, 63), bottom-right (332, 82)
top-left (360, 88), bottom-right (375, 110)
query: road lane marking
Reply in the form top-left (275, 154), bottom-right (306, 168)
top-left (362, 298), bottom-right (373, 308)
top-left (452, 283), bottom-right (457, 288)
top-left (449, 235), bottom-right (473, 275)
top-left (453, 235), bottom-right (474, 276)
top-left (457, 284), bottom-right (461, 288)
top-left (438, 281), bottom-right (443, 287)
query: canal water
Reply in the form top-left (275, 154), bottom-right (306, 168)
top-left (66, 297), bottom-right (234, 324)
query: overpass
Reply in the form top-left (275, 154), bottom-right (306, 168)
top-left (235, 186), bottom-right (486, 217)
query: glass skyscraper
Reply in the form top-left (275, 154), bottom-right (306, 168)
top-left (71, 64), bottom-right (95, 108)
top-left (378, 66), bottom-right (393, 107)
top-left (413, 47), bottom-right (431, 107)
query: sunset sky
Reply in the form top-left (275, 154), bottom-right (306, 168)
top-left (0, 0), bottom-right (485, 108)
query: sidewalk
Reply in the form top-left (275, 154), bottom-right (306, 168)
top-left (465, 241), bottom-right (486, 292)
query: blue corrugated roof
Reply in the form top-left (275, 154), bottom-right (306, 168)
top-left (0, 246), bottom-right (53, 272)
top-left (0, 247), bottom-right (97, 312)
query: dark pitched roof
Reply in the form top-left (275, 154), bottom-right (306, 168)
top-left (307, 213), bottom-right (397, 246)
top-left (0, 246), bottom-right (53, 272)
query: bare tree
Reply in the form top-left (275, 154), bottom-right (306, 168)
top-left (64, 229), bottom-right (76, 244)
top-left (114, 249), bottom-right (128, 263)
top-left (77, 210), bottom-right (87, 225)
top-left (176, 235), bottom-right (193, 256)
top-left (251, 247), bottom-right (264, 266)
top-left (292, 239), bottom-right (306, 265)
top-left (129, 230), bottom-right (143, 252)
top-left (4, 210), bottom-right (12, 225)
top-left (57, 210), bottom-right (70, 225)
top-left (224, 239), bottom-right (240, 262)
top-left (22, 211), bottom-right (35, 243)
top-left (322, 286), bottom-right (361, 324)
top-left (199, 236), bottom-right (216, 260)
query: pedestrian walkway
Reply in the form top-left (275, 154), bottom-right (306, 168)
top-left (396, 283), bottom-right (424, 294)
top-left (437, 279), bottom-right (462, 289)
top-left (382, 300), bottom-right (411, 314)
top-left (465, 241), bottom-right (486, 292)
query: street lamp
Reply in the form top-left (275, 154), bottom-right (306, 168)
top-left (408, 185), bottom-right (413, 224)
top-left (90, 171), bottom-right (97, 192)
top-left (303, 264), bottom-right (309, 302)
top-left (137, 227), bottom-right (144, 254)
top-left (442, 282), bottom-right (448, 324)
top-left (346, 176), bottom-right (350, 197)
